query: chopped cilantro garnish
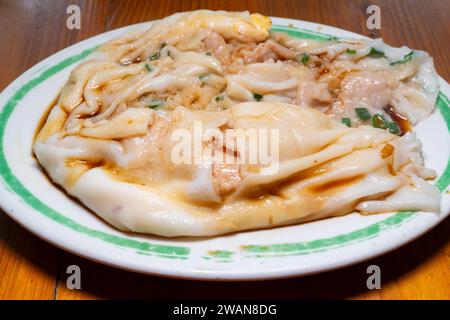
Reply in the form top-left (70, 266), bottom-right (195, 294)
top-left (296, 53), bottom-right (310, 65)
top-left (147, 100), bottom-right (164, 109)
top-left (144, 63), bottom-right (153, 72)
top-left (215, 95), bottom-right (224, 102)
top-left (149, 53), bottom-right (160, 61)
top-left (388, 122), bottom-right (400, 134)
top-left (253, 93), bottom-right (263, 101)
top-left (390, 51), bottom-right (414, 65)
top-left (368, 47), bottom-right (386, 58)
top-left (341, 117), bottom-right (352, 127)
top-left (345, 49), bottom-right (356, 54)
top-left (372, 114), bottom-right (388, 129)
top-left (355, 107), bottom-right (371, 121)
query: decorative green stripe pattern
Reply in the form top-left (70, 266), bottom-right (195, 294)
top-left (0, 25), bottom-right (448, 263)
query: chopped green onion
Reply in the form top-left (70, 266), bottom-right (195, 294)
top-left (372, 114), bottom-right (388, 129)
top-left (388, 122), bottom-right (400, 134)
top-left (144, 63), bottom-right (153, 72)
top-left (345, 49), bottom-right (356, 54)
top-left (253, 93), bottom-right (263, 101)
top-left (355, 107), bottom-right (371, 121)
top-left (149, 53), bottom-right (160, 61)
top-left (341, 117), bottom-right (352, 127)
top-left (147, 99), bottom-right (164, 109)
top-left (368, 47), bottom-right (386, 58)
top-left (296, 53), bottom-right (310, 65)
top-left (390, 51), bottom-right (414, 65)
top-left (215, 95), bottom-right (224, 102)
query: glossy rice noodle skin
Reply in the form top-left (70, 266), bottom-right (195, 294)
top-left (33, 10), bottom-right (440, 237)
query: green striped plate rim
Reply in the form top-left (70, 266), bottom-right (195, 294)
top-left (0, 25), bottom-right (448, 262)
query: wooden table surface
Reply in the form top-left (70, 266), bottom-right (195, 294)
top-left (0, 0), bottom-right (449, 300)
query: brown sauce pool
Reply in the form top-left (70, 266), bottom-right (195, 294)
top-left (384, 105), bottom-right (412, 135)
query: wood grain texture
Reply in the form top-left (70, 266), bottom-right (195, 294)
top-left (0, 0), bottom-right (448, 300)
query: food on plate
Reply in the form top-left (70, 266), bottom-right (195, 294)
top-left (34, 10), bottom-right (440, 237)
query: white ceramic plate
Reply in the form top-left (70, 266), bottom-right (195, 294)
top-left (0, 17), bottom-right (449, 280)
